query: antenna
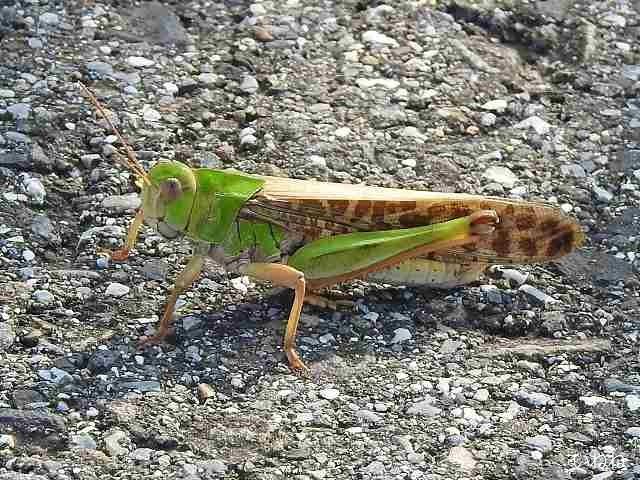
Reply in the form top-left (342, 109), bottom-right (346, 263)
top-left (79, 82), bottom-right (150, 185)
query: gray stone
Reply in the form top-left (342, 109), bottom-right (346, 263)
top-left (356, 410), bottom-right (383, 424)
top-left (129, 1), bottom-right (190, 45)
top-left (603, 378), bottom-right (640, 393)
top-left (31, 215), bottom-right (60, 244)
top-left (516, 391), bottom-right (553, 407)
top-left (0, 474), bottom-right (47, 480)
top-left (407, 398), bottom-right (441, 416)
top-left (71, 433), bottom-right (97, 450)
top-left (561, 163), bottom-right (587, 178)
top-left (515, 116), bottom-right (551, 135)
top-left (541, 311), bottom-right (566, 333)
top-left (447, 446), bottom-right (476, 471)
top-left (101, 193), bottom-right (141, 211)
top-left (130, 447), bottom-right (154, 461)
top-left (0, 322), bottom-right (15, 351)
top-left (625, 427), bottom-right (640, 438)
top-left (526, 435), bottom-right (552, 454)
top-left (519, 284), bottom-right (558, 305)
top-left (482, 166), bottom-right (518, 188)
top-left (0, 408), bottom-right (66, 434)
top-left (390, 328), bottom-right (412, 344)
top-left (319, 388), bottom-right (340, 400)
top-left (362, 460), bottom-right (385, 475)
top-left (105, 283), bottom-right (130, 297)
top-left (440, 339), bottom-right (463, 354)
top-left (142, 259), bottom-right (168, 281)
top-left (239, 75), bottom-right (259, 94)
top-left (87, 349), bottom-right (120, 374)
top-left (593, 185), bottom-right (614, 203)
top-left (626, 395), bottom-right (640, 411)
top-left (362, 30), bottom-right (398, 47)
top-left (126, 56), bottom-right (154, 68)
top-left (181, 316), bottom-right (202, 331)
top-left (39, 12), bottom-right (60, 25)
top-left (11, 389), bottom-right (47, 409)
top-left (0, 151), bottom-right (29, 167)
top-left (199, 459), bottom-right (227, 474)
top-left (7, 103), bottom-right (31, 120)
top-left (33, 290), bottom-right (55, 304)
top-left (22, 177), bottom-right (45, 204)
top-left (5, 132), bottom-right (30, 143)
top-left (86, 61), bottom-right (114, 76)
top-left (104, 429), bottom-right (129, 456)
top-left (481, 99), bottom-right (508, 111)
top-left (117, 381), bottom-right (161, 392)
top-left (37, 367), bottom-right (74, 386)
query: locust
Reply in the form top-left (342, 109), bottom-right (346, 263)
top-left (80, 84), bottom-right (584, 373)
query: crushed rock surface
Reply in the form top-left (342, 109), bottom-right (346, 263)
top-left (1, 0), bottom-right (640, 479)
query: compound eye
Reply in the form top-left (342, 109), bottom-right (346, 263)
top-left (159, 178), bottom-right (182, 202)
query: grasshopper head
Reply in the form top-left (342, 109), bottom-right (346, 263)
top-left (141, 161), bottom-right (197, 239)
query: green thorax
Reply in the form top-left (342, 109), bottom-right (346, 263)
top-left (186, 169), bottom-right (264, 243)
top-left (187, 168), bottom-right (285, 257)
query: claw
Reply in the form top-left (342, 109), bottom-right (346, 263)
top-left (137, 330), bottom-right (173, 350)
top-left (286, 348), bottom-right (310, 376)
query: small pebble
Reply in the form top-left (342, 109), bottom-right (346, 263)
top-left (239, 75), bottom-right (259, 94)
top-left (362, 30), bottom-right (399, 47)
top-left (626, 395), bottom-right (640, 411)
top-left (482, 166), bottom-right (518, 188)
top-left (390, 328), bottom-right (412, 344)
top-left (515, 116), bottom-right (551, 135)
top-left (319, 388), bottom-right (340, 400)
top-left (39, 12), bottom-right (60, 25)
top-left (127, 56), bottom-right (155, 68)
top-left (96, 256), bottom-right (109, 269)
top-left (519, 284), bottom-right (558, 305)
top-left (33, 289), bottom-right (55, 304)
top-left (481, 99), bottom-right (508, 112)
top-left (142, 106), bottom-right (161, 122)
top-left (526, 435), bottom-right (552, 454)
top-left (105, 283), bottom-right (130, 297)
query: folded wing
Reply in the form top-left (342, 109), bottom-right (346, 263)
top-left (238, 175), bottom-right (584, 265)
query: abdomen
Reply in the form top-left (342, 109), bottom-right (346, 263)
top-left (366, 258), bottom-right (486, 288)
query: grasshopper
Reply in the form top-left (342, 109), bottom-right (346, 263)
top-left (80, 84), bottom-right (584, 373)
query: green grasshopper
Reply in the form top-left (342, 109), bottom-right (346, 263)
top-left (81, 84), bottom-right (584, 372)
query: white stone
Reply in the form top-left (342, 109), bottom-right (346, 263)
top-left (105, 283), bottom-right (130, 297)
top-left (447, 446), bottom-right (476, 471)
top-left (142, 105), bottom-right (161, 122)
top-left (482, 166), bottom-right (518, 188)
top-left (197, 73), bottom-right (218, 84)
top-left (39, 12), bottom-right (60, 25)
top-left (390, 328), bottom-right (412, 344)
top-left (334, 127), bottom-right (351, 138)
top-left (626, 394), bottom-right (640, 411)
top-left (481, 99), bottom-right (508, 112)
top-left (362, 30), bottom-right (398, 47)
top-left (127, 56), bottom-right (155, 68)
top-left (319, 388), bottom-right (340, 400)
top-left (515, 116), bottom-right (551, 135)
top-left (356, 78), bottom-right (399, 89)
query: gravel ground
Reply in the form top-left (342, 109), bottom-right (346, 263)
top-left (1, 0), bottom-right (640, 478)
